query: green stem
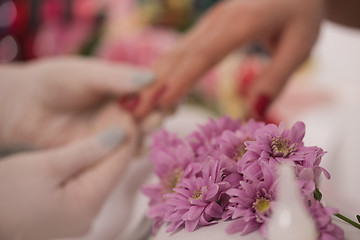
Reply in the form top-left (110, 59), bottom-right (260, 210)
top-left (335, 213), bottom-right (360, 229)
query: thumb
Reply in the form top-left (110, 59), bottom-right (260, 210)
top-left (47, 126), bottom-right (127, 183)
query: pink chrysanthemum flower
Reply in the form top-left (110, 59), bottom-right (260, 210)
top-left (219, 130), bottom-right (250, 163)
top-left (240, 119), bottom-right (266, 139)
top-left (142, 130), bottom-right (201, 233)
top-left (225, 161), bottom-right (276, 236)
top-left (143, 161), bottom-right (202, 233)
top-left (308, 198), bottom-right (345, 240)
top-left (216, 119), bottom-right (265, 174)
top-left (144, 118), bottom-right (344, 238)
top-left (186, 116), bottom-right (241, 160)
top-left (163, 160), bottom-right (231, 232)
top-left (150, 130), bottom-right (183, 155)
top-left (242, 121), bottom-right (306, 163)
top-left (149, 130), bottom-right (201, 182)
top-left (295, 146), bottom-right (330, 195)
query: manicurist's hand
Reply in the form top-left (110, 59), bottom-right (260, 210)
top-left (0, 56), bottom-right (154, 150)
top-left (134, 0), bottom-right (325, 119)
top-left (0, 120), bottom-right (138, 240)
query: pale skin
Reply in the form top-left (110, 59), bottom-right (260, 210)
top-left (0, 57), bottom-right (155, 240)
top-left (134, 0), bottom-right (360, 119)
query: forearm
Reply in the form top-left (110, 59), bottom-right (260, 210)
top-left (326, 0), bottom-right (360, 29)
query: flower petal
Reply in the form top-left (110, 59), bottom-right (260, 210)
top-left (225, 218), bottom-right (246, 234)
top-left (204, 202), bottom-right (223, 219)
top-left (184, 206), bottom-right (204, 221)
top-left (185, 218), bottom-right (200, 232)
top-left (166, 220), bottom-right (184, 233)
top-left (204, 184), bottom-right (219, 201)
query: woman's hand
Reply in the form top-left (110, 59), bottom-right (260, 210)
top-left (134, 0), bottom-right (325, 119)
top-left (0, 117), bottom-right (138, 240)
top-left (0, 57), bottom-right (154, 150)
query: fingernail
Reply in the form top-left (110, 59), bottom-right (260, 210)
top-left (97, 127), bottom-right (126, 149)
top-left (132, 71), bottom-right (155, 87)
top-left (152, 85), bottom-right (167, 103)
top-left (119, 94), bottom-right (140, 112)
top-left (254, 94), bottom-right (271, 118)
top-left (239, 67), bottom-right (256, 96)
top-left (140, 110), bottom-right (165, 134)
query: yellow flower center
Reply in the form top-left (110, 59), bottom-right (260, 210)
top-left (233, 139), bottom-right (252, 162)
top-left (192, 189), bottom-right (202, 200)
top-left (233, 144), bottom-right (247, 161)
top-left (271, 137), bottom-right (296, 157)
top-left (253, 197), bottom-right (271, 214)
top-left (162, 167), bottom-right (183, 193)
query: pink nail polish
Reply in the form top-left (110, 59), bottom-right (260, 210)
top-left (254, 94), bottom-right (271, 118)
top-left (119, 95), bottom-right (140, 112)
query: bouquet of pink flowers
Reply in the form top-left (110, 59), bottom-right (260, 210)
top-left (142, 117), bottom-right (360, 239)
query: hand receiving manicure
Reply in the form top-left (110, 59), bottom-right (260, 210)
top-left (0, 125), bottom-right (138, 240)
top-left (0, 56), bottom-right (159, 240)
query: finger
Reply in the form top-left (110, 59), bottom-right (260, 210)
top-left (157, 5), bottom-right (261, 108)
top-left (246, 22), bottom-right (318, 120)
top-left (75, 135), bottom-right (136, 199)
top-left (140, 110), bottom-right (167, 135)
top-left (41, 57), bottom-right (156, 96)
top-left (134, 1), bottom-right (264, 117)
top-left (67, 119), bottom-right (138, 209)
top-left (83, 58), bottom-right (156, 96)
top-left (47, 126), bottom-right (127, 182)
top-left (132, 2), bottom-right (231, 118)
top-left (56, 103), bottom-right (140, 212)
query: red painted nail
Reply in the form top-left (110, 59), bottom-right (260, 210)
top-left (265, 115), bottom-right (280, 125)
top-left (254, 94), bottom-right (271, 118)
top-left (152, 85), bottom-right (167, 103)
top-left (239, 66), bottom-right (256, 96)
top-left (119, 95), bottom-right (140, 112)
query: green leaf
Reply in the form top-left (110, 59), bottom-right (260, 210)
top-left (313, 188), bottom-right (322, 201)
top-left (357, 215), bottom-right (360, 223)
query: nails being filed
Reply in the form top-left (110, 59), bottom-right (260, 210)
top-left (254, 94), bottom-right (271, 118)
top-left (97, 127), bottom-right (126, 149)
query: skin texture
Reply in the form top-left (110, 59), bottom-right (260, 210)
top-left (0, 57), bottom-right (154, 239)
top-left (134, 0), bottom-right (326, 119)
